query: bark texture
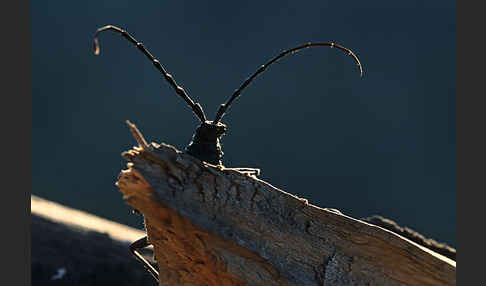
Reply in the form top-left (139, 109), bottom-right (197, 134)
top-left (116, 134), bottom-right (456, 286)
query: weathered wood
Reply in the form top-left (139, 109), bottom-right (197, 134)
top-left (116, 125), bottom-right (456, 286)
top-left (360, 215), bottom-right (456, 261)
top-left (31, 195), bottom-right (157, 286)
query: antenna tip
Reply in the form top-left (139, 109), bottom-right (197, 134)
top-left (93, 38), bottom-right (100, 55)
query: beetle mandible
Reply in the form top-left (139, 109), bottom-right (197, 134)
top-left (93, 24), bottom-right (363, 283)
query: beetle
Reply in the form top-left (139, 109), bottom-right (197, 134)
top-left (93, 24), bottom-right (363, 283)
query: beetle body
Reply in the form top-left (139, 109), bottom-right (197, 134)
top-left (186, 121), bottom-right (226, 166)
top-left (93, 24), bottom-right (362, 283)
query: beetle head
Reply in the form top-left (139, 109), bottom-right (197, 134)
top-left (194, 121), bottom-right (227, 143)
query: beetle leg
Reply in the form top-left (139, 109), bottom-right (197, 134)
top-left (129, 236), bottom-right (159, 283)
top-left (225, 167), bottom-right (261, 177)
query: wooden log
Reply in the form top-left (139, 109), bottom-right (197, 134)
top-left (115, 123), bottom-right (456, 286)
top-left (31, 195), bottom-right (157, 286)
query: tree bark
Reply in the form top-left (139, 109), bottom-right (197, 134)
top-left (115, 122), bottom-right (456, 286)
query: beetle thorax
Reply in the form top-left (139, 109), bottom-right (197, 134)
top-left (185, 121), bottom-right (227, 166)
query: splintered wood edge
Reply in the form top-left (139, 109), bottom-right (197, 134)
top-left (126, 120), bottom-right (148, 149)
top-left (116, 165), bottom-right (153, 204)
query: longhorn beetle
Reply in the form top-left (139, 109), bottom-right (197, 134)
top-left (93, 24), bottom-right (363, 283)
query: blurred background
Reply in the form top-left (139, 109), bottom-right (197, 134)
top-left (32, 1), bottom-right (456, 247)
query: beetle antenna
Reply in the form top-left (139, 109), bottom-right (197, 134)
top-left (93, 25), bottom-right (207, 123)
top-left (213, 42), bottom-right (363, 123)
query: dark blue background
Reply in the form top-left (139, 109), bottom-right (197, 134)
top-left (32, 1), bottom-right (456, 246)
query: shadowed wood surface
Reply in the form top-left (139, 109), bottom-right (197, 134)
top-left (31, 195), bottom-right (157, 286)
top-left (116, 129), bottom-right (456, 286)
